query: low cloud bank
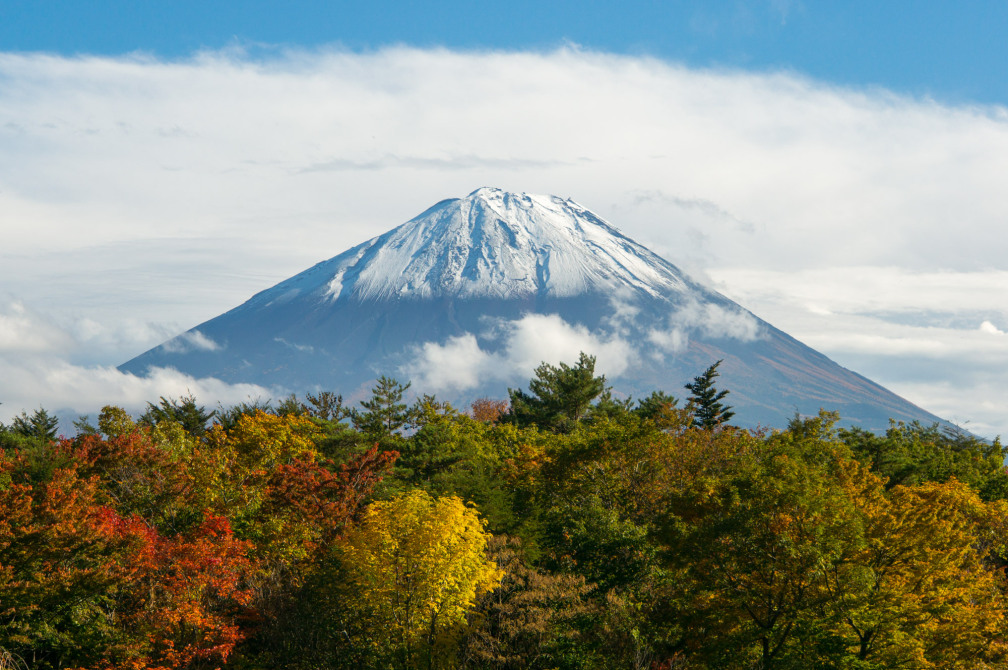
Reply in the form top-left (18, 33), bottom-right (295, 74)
top-left (406, 313), bottom-right (635, 393)
top-left (0, 354), bottom-right (274, 428)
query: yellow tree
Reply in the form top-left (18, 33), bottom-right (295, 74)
top-left (828, 473), bottom-right (1008, 667)
top-left (341, 489), bottom-right (503, 669)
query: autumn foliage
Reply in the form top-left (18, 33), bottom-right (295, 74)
top-left (2, 363), bottom-right (1008, 669)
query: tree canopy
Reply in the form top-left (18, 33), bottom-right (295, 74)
top-left (2, 358), bottom-right (1006, 670)
top-left (507, 352), bottom-right (607, 432)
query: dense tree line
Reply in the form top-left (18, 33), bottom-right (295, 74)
top-left (0, 353), bottom-right (1006, 669)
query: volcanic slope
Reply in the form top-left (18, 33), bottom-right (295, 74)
top-left (121, 187), bottom-right (945, 430)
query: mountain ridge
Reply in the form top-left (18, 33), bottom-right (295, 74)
top-left (121, 188), bottom-right (946, 432)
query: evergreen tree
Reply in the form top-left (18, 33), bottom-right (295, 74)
top-left (274, 394), bottom-right (306, 417)
top-left (216, 397), bottom-right (273, 430)
top-left (508, 352), bottom-right (606, 433)
top-left (353, 376), bottom-right (411, 437)
top-left (141, 393), bottom-right (214, 437)
top-left (684, 360), bottom-right (734, 429)
top-left (305, 390), bottom-right (350, 423)
top-left (634, 390), bottom-right (679, 422)
top-left (10, 407), bottom-right (59, 441)
top-left (588, 388), bottom-right (634, 421)
top-left (72, 415), bottom-right (99, 437)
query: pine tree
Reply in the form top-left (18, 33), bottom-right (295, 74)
top-left (353, 376), bottom-right (411, 437)
top-left (508, 352), bottom-right (606, 432)
top-left (141, 393), bottom-right (215, 437)
top-left (685, 360), bottom-right (734, 429)
top-left (305, 391), bottom-right (350, 422)
top-left (10, 407), bottom-right (59, 441)
top-left (634, 390), bottom-right (679, 421)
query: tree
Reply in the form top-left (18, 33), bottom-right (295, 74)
top-left (215, 397), bottom-right (274, 431)
top-left (677, 436), bottom-right (858, 668)
top-left (140, 393), bottom-right (215, 437)
top-left (10, 408), bottom-right (59, 442)
top-left (305, 390), bottom-right (350, 422)
top-left (684, 360), bottom-right (734, 429)
top-left (821, 474), bottom-right (1008, 667)
top-left (98, 405), bottom-right (137, 439)
top-left (340, 489), bottom-right (503, 669)
top-left (470, 398), bottom-right (509, 424)
top-left (460, 535), bottom-right (594, 670)
top-left (840, 420), bottom-right (1008, 497)
top-left (508, 353), bottom-right (606, 433)
top-left (587, 389), bottom-right (634, 421)
top-left (0, 448), bottom-right (253, 670)
top-left (353, 376), bottom-right (412, 437)
top-left (634, 390), bottom-right (680, 424)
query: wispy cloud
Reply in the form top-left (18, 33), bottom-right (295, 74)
top-left (648, 299), bottom-right (763, 354)
top-left (300, 154), bottom-right (582, 173)
top-left (0, 299), bottom-right (75, 354)
top-left (161, 330), bottom-right (222, 353)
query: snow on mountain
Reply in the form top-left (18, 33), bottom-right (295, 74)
top-left (120, 187), bottom-right (948, 431)
top-left (249, 187), bottom-right (688, 307)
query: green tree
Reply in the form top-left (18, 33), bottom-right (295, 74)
top-left (353, 375), bottom-right (412, 437)
top-left (678, 434), bottom-right (858, 668)
top-left (275, 393), bottom-right (307, 417)
top-left (634, 390), bottom-right (679, 423)
top-left (216, 397), bottom-right (274, 430)
top-left (822, 472), bottom-right (1008, 667)
top-left (840, 420), bottom-right (1008, 497)
top-left (508, 353), bottom-right (606, 433)
top-left (140, 392), bottom-right (215, 437)
top-left (10, 407), bottom-right (59, 442)
top-left (460, 535), bottom-right (594, 669)
top-left (684, 360), bottom-right (734, 429)
top-left (305, 390), bottom-right (350, 422)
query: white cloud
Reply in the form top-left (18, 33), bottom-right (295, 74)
top-left (980, 321), bottom-right (1005, 336)
top-left (0, 354), bottom-right (275, 427)
top-left (0, 302), bottom-right (270, 426)
top-left (497, 313), bottom-right (635, 378)
top-left (647, 299), bottom-right (763, 354)
top-left (0, 300), bottom-right (74, 354)
top-left (161, 330), bottom-right (222, 353)
top-left (274, 337), bottom-right (314, 353)
top-left (2, 47), bottom-right (1007, 435)
top-left (406, 313), bottom-right (635, 393)
top-left (710, 268), bottom-right (1008, 318)
top-left (883, 379), bottom-right (1008, 439)
top-left (648, 327), bottom-right (689, 354)
top-left (680, 300), bottom-right (763, 341)
top-left (409, 333), bottom-right (495, 392)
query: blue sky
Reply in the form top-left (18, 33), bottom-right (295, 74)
top-left (1, 2), bottom-right (1007, 436)
top-left (4, 1), bottom-right (1007, 105)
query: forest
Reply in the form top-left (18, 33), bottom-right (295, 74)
top-left (1, 354), bottom-right (1007, 670)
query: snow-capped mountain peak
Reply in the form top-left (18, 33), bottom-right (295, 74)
top-left (255, 187), bottom-right (688, 305)
top-left (121, 187), bottom-right (948, 432)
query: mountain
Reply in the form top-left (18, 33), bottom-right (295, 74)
top-left (120, 187), bottom-right (945, 430)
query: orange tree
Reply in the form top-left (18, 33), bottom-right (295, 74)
top-left (0, 439), bottom-right (253, 670)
